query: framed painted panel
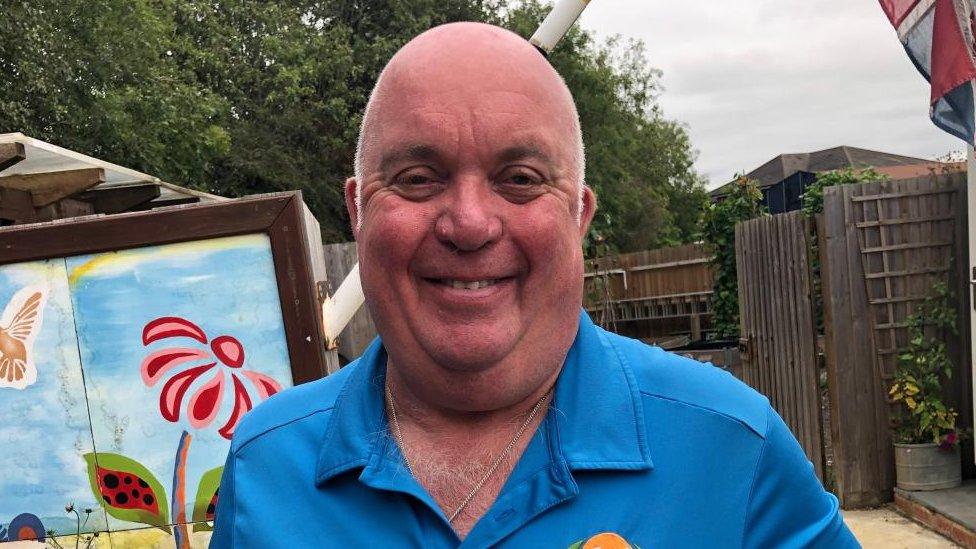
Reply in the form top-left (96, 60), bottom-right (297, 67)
top-left (0, 192), bottom-right (328, 547)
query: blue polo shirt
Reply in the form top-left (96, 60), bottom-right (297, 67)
top-left (210, 312), bottom-right (858, 548)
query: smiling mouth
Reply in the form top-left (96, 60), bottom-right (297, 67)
top-left (429, 278), bottom-right (508, 290)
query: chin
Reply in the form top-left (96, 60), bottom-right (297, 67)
top-left (428, 342), bottom-right (510, 373)
top-left (422, 333), bottom-right (518, 373)
top-left (407, 312), bottom-right (515, 364)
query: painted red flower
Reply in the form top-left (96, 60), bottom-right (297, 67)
top-left (139, 316), bottom-right (283, 439)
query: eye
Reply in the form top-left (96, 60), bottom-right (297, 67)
top-left (494, 167), bottom-right (547, 203)
top-left (499, 168), bottom-right (543, 187)
top-left (398, 173), bottom-right (437, 186)
top-left (507, 173), bottom-right (539, 186)
top-left (390, 167), bottom-right (444, 200)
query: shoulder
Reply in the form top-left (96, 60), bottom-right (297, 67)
top-left (229, 359), bottom-right (358, 452)
top-left (597, 327), bottom-right (770, 438)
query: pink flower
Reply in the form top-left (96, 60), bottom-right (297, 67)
top-left (940, 431), bottom-right (959, 450)
top-left (139, 316), bottom-right (282, 439)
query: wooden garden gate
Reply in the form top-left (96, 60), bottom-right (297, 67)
top-left (735, 211), bottom-right (825, 480)
top-left (818, 172), bottom-right (971, 508)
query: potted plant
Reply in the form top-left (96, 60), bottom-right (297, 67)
top-left (888, 282), bottom-right (964, 491)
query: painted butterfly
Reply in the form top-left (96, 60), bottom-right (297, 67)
top-left (0, 285), bottom-right (47, 390)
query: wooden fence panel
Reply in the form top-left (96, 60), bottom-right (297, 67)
top-left (583, 244), bottom-right (714, 337)
top-left (819, 186), bottom-right (890, 507)
top-left (322, 242), bottom-right (378, 362)
top-left (585, 243), bottom-right (714, 302)
top-left (819, 171), bottom-right (972, 508)
top-left (735, 211), bottom-right (824, 480)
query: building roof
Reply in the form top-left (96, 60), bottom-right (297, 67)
top-left (873, 161), bottom-right (965, 180)
top-left (710, 146), bottom-right (954, 197)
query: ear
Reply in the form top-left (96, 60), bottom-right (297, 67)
top-left (344, 177), bottom-right (360, 239)
top-left (577, 185), bottom-right (597, 238)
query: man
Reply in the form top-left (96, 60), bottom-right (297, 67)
top-left (211, 22), bottom-right (858, 548)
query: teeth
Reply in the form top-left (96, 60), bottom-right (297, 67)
top-left (446, 279), bottom-right (497, 289)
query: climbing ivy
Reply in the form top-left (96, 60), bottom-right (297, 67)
top-left (801, 168), bottom-right (888, 217)
top-left (701, 176), bottom-right (765, 339)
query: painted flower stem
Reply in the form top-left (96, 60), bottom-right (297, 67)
top-left (172, 431), bottom-right (192, 549)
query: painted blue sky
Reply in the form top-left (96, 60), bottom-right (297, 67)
top-left (0, 259), bottom-right (108, 535)
top-left (65, 233), bottom-right (293, 531)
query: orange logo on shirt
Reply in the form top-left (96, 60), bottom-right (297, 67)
top-left (568, 532), bottom-right (639, 549)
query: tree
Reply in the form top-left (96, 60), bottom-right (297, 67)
top-left (0, 0), bottom-right (231, 185)
top-left (168, 0), bottom-right (496, 242)
top-left (0, 0), bottom-right (708, 251)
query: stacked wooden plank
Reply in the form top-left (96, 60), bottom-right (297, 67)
top-left (0, 133), bottom-right (221, 225)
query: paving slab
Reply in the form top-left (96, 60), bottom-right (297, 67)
top-left (845, 507), bottom-right (959, 548)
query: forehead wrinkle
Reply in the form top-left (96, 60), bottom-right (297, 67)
top-left (378, 144), bottom-right (443, 174)
top-left (363, 105), bottom-right (458, 173)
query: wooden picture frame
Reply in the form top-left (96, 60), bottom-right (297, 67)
top-left (0, 190), bottom-right (328, 384)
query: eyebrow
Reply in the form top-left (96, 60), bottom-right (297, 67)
top-left (378, 144), bottom-right (441, 174)
top-left (496, 144), bottom-right (553, 166)
top-left (376, 142), bottom-right (556, 174)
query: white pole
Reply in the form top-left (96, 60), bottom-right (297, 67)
top-left (321, 263), bottom-right (365, 349)
top-left (968, 145), bottom-right (976, 463)
top-left (530, 0), bottom-right (590, 55)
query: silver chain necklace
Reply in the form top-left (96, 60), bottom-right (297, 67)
top-left (384, 381), bottom-right (554, 524)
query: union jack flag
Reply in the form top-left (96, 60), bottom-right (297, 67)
top-left (880, 0), bottom-right (976, 143)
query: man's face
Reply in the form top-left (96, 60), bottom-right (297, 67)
top-left (348, 39), bottom-right (595, 382)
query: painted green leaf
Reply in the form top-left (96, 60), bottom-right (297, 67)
top-left (83, 452), bottom-right (170, 533)
top-left (191, 466), bottom-right (223, 532)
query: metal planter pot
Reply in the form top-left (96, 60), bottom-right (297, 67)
top-left (894, 443), bottom-right (962, 491)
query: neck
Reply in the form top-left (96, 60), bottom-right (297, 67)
top-left (385, 358), bottom-right (559, 433)
top-left (384, 358), bottom-right (558, 538)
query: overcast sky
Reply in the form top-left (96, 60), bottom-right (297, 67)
top-left (578, 0), bottom-right (963, 190)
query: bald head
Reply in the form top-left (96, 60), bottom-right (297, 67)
top-left (353, 22), bottom-right (585, 222)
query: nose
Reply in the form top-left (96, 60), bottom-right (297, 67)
top-left (434, 177), bottom-right (502, 252)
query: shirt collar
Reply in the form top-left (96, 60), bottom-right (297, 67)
top-left (314, 338), bottom-right (388, 485)
top-left (553, 311), bottom-right (653, 471)
top-left (314, 310), bottom-right (652, 486)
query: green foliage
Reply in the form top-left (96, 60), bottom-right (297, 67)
top-left (170, 0), bottom-right (491, 242)
top-left (0, 0), bottom-right (707, 250)
top-left (801, 168), bottom-right (888, 216)
top-left (701, 176), bottom-right (765, 339)
top-left (889, 282), bottom-right (965, 446)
